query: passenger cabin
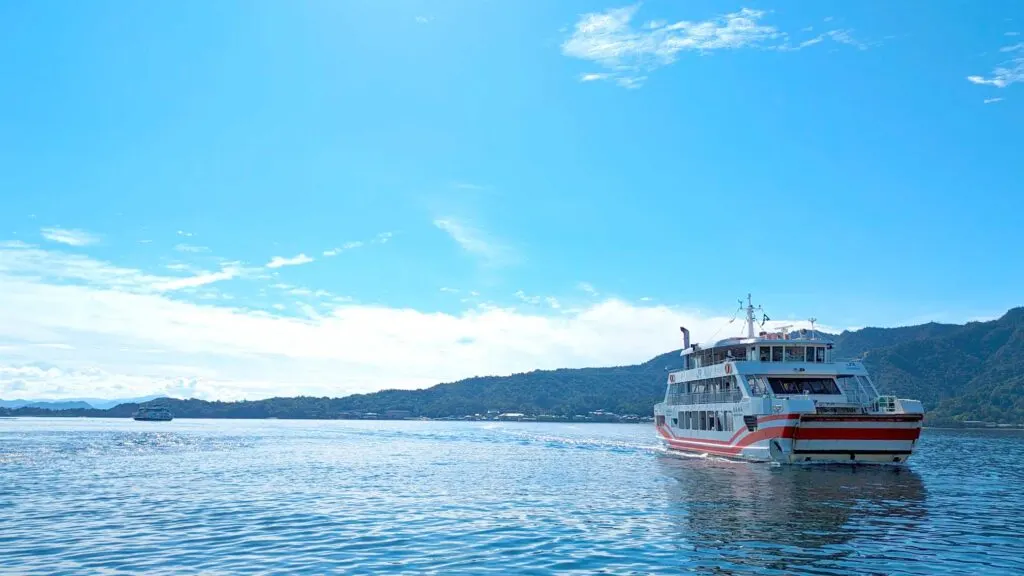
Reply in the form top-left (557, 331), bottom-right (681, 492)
top-left (682, 333), bottom-right (834, 370)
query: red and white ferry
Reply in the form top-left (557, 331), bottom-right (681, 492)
top-left (654, 296), bottom-right (925, 464)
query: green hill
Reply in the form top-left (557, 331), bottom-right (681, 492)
top-left (3, 308), bottom-right (1022, 425)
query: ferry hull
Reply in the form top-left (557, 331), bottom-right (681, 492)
top-left (657, 413), bottom-right (923, 465)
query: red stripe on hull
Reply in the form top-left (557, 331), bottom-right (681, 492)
top-left (795, 427), bottom-right (921, 441)
top-left (799, 415), bottom-right (923, 423)
top-left (657, 424), bottom-right (796, 452)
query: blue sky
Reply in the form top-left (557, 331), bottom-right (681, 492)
top-left (1, 1), bottom-right (1021, 400)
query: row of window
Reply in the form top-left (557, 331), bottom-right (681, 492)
top-left (758, 345), bottom-right (827, 363)
top-left (672, 410), bottom-right (736, 432)
top-left (667, 376), bottom-right (737, 396)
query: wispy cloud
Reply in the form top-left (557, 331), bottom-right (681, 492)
top-left (266, 254), bottom-right (314, 269)
top-left (176, 230), bottom-right (193, 237)
top-left (515, 290), bottom-right (541, 305)
top-left (578, 282), bottom-right (599, 296)
top-left (984, 97), bottom-right (1004, 104)
top-left (323, 233), bottom-right (389, 257)
top-left (968, 42), bottom-right (1023, 88)
top-left (40, 227), bottom-right (99, 247)
top-left (433, 218), bottom-right (513, 266)
top-left (452, 182), bottom-right (488, 191)
top-left (440, 287), bottom-right (460, 293)
top-left (562, 5), bottom-right (875, 87)
top-left (323, 241), bottom-right (364, 257)
top-left (415, 16), bottom-right (433, 24)
top-left (175, 243), bottom-right (209, 253)
top-left (1007, 32), bottom-right (1020, 37)
top-left (152, 267), bottom-right (239, 292)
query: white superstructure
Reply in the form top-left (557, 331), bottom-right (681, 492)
top-left (654, 295), bottom-right (924, 464)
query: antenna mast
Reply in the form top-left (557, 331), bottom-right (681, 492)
top-left (744, 293), bottom-right (758, 338)
top-left (808, 317), bottom-right (817, 340)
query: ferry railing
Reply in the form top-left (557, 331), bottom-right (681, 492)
top-left (666, 390), bottom-right (743, 406)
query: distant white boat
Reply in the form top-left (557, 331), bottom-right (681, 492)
top-left (654, 295), bottom-right (925, 465)
top-left (133, 406), bottom-right (173, 422)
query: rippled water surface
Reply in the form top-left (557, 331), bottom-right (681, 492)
top-left (2, 419), bottom-right (1023, 575)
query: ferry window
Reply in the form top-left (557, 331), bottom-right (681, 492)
top-left (785, 346), bottom-right (805, 362)
top-left (768, 377), bottom-right (841, 395)
top-left (679, 412), bottom-right (687, 428)
top-left (816, 347), bottom-right (826, 362)
top-left (724, 411), bottom-right (733, 431)
top-left (760, 346), bottom-right (770, 361)
top-left (671, 418), bottom-right (678, 426)
top-left (691, 411), bottom-right (697, 429)
top-left (715, 411), bottom-right (724, 432)
top-left (771, 346), bottom-right (783, 362)
top-left (805, 347), bottom-right (815, 362)
top-left (699, 410), bottom-right (707, 430)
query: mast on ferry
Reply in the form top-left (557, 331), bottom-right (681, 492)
top-left (742, 293), bottom-right (762, 338)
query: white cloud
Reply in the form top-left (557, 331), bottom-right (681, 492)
top-left (1007, 32), bottom-right (1020, 37)
top-left (40, 227), bottom-right (99, 247)
top-left (433, 218), bottom-right (513, 266)
top-left (825, 29), bottom-right (869, 50)
top-left (984, 97), bottom-right (1004, 104)
top-left (266, 254), bottom-right (314, 268)
top-left (0, 243), bottom-right (853, 403)
top-left (561, 6), bottom-right (781, 87)
top-left (175, 244), bottom-right (209, 253)
top-left (0, 253), bottom-right (839, 401)
top-left (415, 16), bottom-right (432, 24)
top-left (515, 290), bottom-right (542, 305)
top-left (968, 42), bottom-right (1024, 88)
top-left (176, 230), bottom-right (193, 237)
top-left (562, 6), bottom-right (875, 87)
top-left (324, 239), bottom-right (369, 256)
top-left (374, 232), bottom-right (394, 244)
top-left (578, 282), bottom-right (599, 296)
top-left (440, 287), bottom-right (460, 293)
top-left (546, 296), bottom-right (561, 309)
top-left (151, 267), bottom-right (239, 292)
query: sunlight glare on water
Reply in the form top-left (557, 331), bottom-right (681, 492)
top-left (1, 418), bottom-right (1022, 575)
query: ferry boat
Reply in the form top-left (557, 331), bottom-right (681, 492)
top-left (654, 296), bottom-right (924, 464)
top-left (133, 405), bottom-right (173, 422)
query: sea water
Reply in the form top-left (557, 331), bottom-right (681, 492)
top-left (1, 418), bottom-right (1022, 575)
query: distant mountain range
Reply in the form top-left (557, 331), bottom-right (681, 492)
top-left (2, 308), bottom-right (1022, 425)
top-left (0, 399), bottom-right (94, 410)
top-left (0, 395), bottom-right (162, 411)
